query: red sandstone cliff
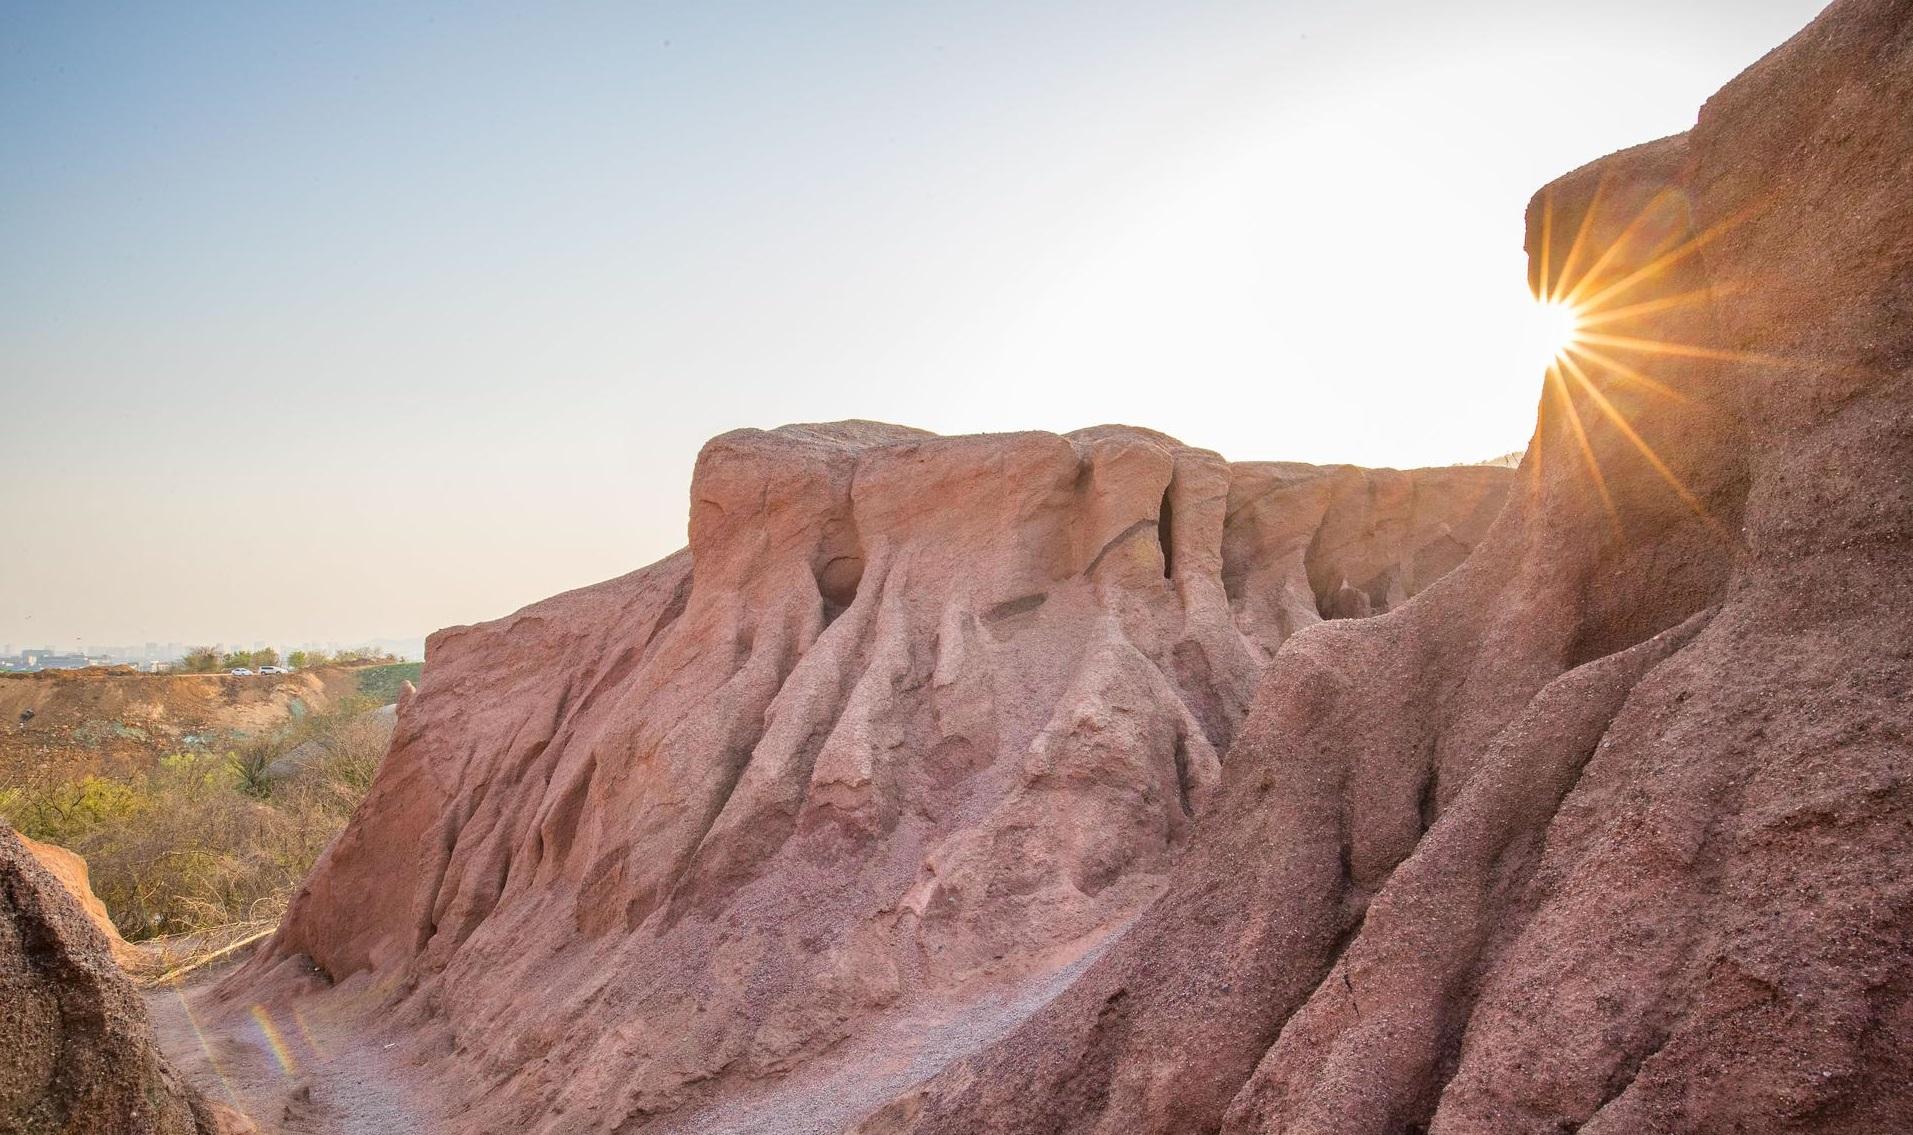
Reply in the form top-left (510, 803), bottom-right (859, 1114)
top-left (228, 426), bottom-right (1505, 1130)
top-left (857, 2), bottom-right (1913, 1131)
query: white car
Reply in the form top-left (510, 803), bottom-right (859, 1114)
top-left (230, 667), bottom-right (253, 676)
top-left (259, 666), bottom-right (286, 675)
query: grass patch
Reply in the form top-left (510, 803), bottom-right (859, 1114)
top-left (0, 699), bottom-right (389, 940)
top-left (354, 661), bottom-right (422, 702)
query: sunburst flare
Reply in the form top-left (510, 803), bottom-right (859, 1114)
top-left (1522, 184), bottom-right (1784, 533)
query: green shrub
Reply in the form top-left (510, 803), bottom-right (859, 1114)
top-left (354, 662), bottom-right (422, 702)
top-left (227, 739), bottom-right (277, 800)
top-left (0, 774), bottom-right (146, 844)
top-left (175, 646), bottom-right (221, 673)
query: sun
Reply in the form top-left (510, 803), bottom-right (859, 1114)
top-left (1525, 298), bottom-right (1583, 370)
top-left (1517, 184), bottom-right (1778, 537)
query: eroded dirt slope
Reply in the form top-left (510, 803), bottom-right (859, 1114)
top-left (0, 668), bottom-right (368, 782)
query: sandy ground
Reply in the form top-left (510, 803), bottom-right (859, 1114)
top-left (147, 962), bottom-right (444, 1135)
top-left (148, 934), bottom-right (1106, 1135)
top-left (654, 944), bottom-right (1109, 1135)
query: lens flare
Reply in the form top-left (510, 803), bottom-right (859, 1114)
top-left (250, 1004), bottom-right (300, 1076)
top-left (1528, 299), bottom-right (1583, 367)
top-left (170, 984), bottom-right (243, 1106)
top-left (1522, 182), bottom-right (1789, 533)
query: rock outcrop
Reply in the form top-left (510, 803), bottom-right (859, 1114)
top-left (16, 833), bottom-right (142, 972)
top-left (229, 424), bottom-right (1506, 1129)
top-left (1, 827), bottom-right (249, 1134)
top-left (857, 2), bottom-right (1913, 1132)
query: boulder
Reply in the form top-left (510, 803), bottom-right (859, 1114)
top-left (16, 833), bottom-right (144, 972)
top-left (1, 826), bottom-right (252, 1134)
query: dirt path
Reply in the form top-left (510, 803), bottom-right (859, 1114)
top-left (149, 935), bottom-right (1107, 1135)
top-left (146, 965), bottom-right (443, 1135)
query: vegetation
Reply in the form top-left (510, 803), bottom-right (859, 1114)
top-left (0, 698), bottom-right (389, 940)
top-left (354, 661), bottom-right (423, 702)
top-left (174, 646), bottom-right (223, 673)
top-left (173, 646), bottom-right (282, 672)
top-left (286, 647), bottom-right (399, 670)
top-left (174, 645), bottom-right (403, 673)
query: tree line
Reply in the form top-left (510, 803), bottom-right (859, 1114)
top-left (171, 647), bottom-right (399, 673)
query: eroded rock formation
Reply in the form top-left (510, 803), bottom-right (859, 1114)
top-left (857, 1), bottom-right (1913, 1131)
top-left (1, 827), bottom-right (249, 1134)
top-left (231, 424), bottom-right (1505, 1128)
top-left (17, 833), bottom-right (142, 972)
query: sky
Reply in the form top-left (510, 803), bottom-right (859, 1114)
top-left (0, 0), bottom-right (1829, 651)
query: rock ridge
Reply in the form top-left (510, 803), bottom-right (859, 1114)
top-left (226, 423), bottom-right (1508, 1129)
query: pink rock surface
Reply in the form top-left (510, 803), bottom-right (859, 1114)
top-left (17, 832), bottom-right (144, 971)
top-left (225, 423), bottom-right (1506, 1130)
top-left (1, 827), bottom-right (251, 1134)
top-left (857, 2), bottom-right (1913, 1131)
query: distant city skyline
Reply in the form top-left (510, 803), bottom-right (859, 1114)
top-left (0, 634), bottom-right (426, 669)
top-left (2, 1), bottom-right (1831, 646)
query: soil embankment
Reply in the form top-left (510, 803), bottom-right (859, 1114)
top-left (0, 665), bottom-right (407, 781)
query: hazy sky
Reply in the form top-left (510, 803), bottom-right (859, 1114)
top-left (1, 0), bottom-right (1827, 649)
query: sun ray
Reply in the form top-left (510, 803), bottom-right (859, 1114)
top-left (1527, 298), bottom-right (1583, 366)
top-left (1549, 367), bottom-right (1624, 537)
top-left (1537, 192), bottom-right (1556, 302)
top-left (1557, 352), bottom-right (1725, 534)
top-left (1566, 342), bottom-right (1691, 403)
top-left (1572, 286), bottom-right (1720, 330)
top-left (1532, 367), bottom-right (1549, 492)
top-left (1550, 175), bottom-right (1612, 304)
top-left (1573, 330), bottom-right (1794, 368)
top-left (1567, 201), bottom-right (1763, 315)
top-left (1557, 188), bottom-right (1686, 309)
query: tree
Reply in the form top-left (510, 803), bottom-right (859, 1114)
top-left (177, 647), bottom-right (220, 674)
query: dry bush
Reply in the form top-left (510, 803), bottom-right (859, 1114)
top-left (0, 701), bottom-right (390, 940)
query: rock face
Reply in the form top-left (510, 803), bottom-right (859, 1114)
top-left (857, 3), bottom-right (1913, 1132)
top-left (16, 834), bottom-right (142, 972)
top-left (1, 827), bottom-right (245, 1134)
top-left (233, 422), bottom-right (1506, 1128)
